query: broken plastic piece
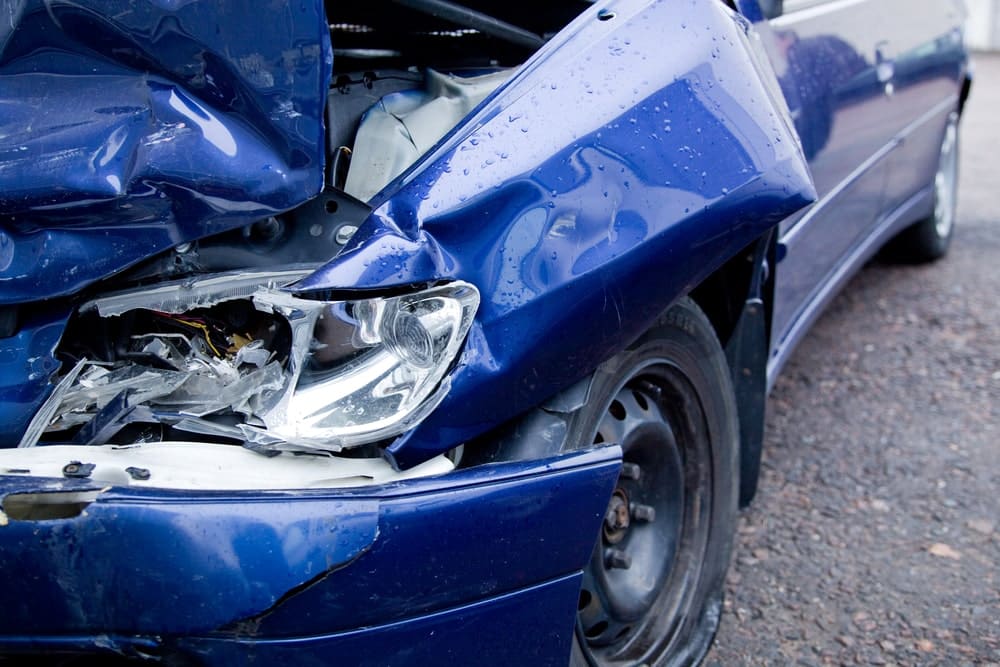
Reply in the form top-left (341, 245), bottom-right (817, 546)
top-left (72, 390), bottom-right (137, 446)
top-left (0, 444), bottom-right (455, 491)
top-left (18, 359), bottom-right (89, 448)
top-left (83, 269), bottom-right (312, 318)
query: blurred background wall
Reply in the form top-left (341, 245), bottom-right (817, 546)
top-left (966, 0), bottom-right (1000, 50)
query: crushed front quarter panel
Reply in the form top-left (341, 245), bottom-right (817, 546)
top-left (291, 0), bottom-right (816, 469)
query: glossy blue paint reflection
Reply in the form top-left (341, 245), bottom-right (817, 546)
top-left (293, 0), bottom-right (815, 469)
top-left (180, 575), bottom-right (584, 666)
top-left (0, 0), bottom-right (332, 304)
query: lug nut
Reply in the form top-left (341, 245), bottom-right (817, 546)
top-left (605, 547), bottom-right (632, 570)
top-left (605, 505), bottom-right (628, 531)
top-left (631, 503), bottom-right (656, 523)
top-left (620, 462), bottom-right (641, 481)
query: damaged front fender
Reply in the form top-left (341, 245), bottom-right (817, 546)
top-left (292, 0), bottom-right (816, 469)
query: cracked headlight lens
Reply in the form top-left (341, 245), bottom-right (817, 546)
top-left (247, 281), bottom-right (479, 450)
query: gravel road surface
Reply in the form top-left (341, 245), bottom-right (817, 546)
top-left (706, 54), bottom-right (1000, 666)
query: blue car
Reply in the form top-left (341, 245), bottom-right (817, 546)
top-left (0, 0), bottom-right (970, 664)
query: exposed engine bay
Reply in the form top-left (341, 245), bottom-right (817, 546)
top-left (7, 1), bottom-right (594, 483)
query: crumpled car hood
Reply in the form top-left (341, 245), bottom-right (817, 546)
top-left (0, 0), bottom-right (332, 305)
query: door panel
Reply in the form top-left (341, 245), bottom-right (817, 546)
top-left (766, 0), bottom-right (900, 349)
top-left (882, 2), bottom-right (967, 214)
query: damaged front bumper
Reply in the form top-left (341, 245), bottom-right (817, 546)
top-left (0, 445), bottom-right (620, 665)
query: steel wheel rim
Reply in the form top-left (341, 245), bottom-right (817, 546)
top-left (934, 115), bottom-right (959, 240)
top-left (576, 361), bottom-right (713, 665)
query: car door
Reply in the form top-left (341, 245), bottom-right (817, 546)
top-left (879, 0), bottom-right (968, 215)
top-left (753, 0), bottom-right (902, 367)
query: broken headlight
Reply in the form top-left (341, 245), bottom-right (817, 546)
top-left (249, 282), bottom-right (479, 450)
top-left (26, 274), bottom-right (479, 454)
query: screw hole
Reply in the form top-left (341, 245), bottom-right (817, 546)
top-left (597, 9), bottom-right (616, 21)
top-left (585, 621), bottom-right (609, 638)
top-left (632, 390), bottom-right (649, 410)
top-left (325, 199), bottom-right (339, 214)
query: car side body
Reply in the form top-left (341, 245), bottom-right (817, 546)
top-left (0, 0), bottom-right (969, 664)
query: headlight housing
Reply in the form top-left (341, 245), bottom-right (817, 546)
top-left (244, 281), bottom-right (479, 451)
top-left (27, 273), bottom-right (479, 454)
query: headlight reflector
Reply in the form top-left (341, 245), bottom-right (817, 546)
top-left (247, 281), bottom-right (479, 451)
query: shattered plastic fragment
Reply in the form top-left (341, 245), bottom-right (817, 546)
top-left (55, 366), bottom-right (188, 417)
top-left (171, 418), bottom-right (248, 442)
top-left (234, 340), bottom-right (272, 369)
top-left (157, 362), bottom-right (285, 417)
top-left (18, 359), bottom-right (88, 448)
top-left (85, 269), bottom-right (312, 318)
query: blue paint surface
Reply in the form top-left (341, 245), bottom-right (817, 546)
top-left (302, 0), bottom-right (816, 468)
top-left (0, 0), bottom-right (332, 304)
top-left (0, 0), bottom-right (969, 663)
top-left (0, 446), bottom-right (620, 663)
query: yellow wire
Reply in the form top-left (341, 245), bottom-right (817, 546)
top-left (177, 319), bottom-right (223, 357)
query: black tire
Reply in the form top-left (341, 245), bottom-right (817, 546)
top-left (565, 298), bottom-right (739, 667)
top-left (883, 112), bottom-right (959, 263)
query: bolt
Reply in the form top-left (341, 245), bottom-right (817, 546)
top-left (620, 462), bottom-right (641, 481)
top-left (635, 380), bottom-right (662, 399)
top-left (125, 466), bottom-right (151, 481)
top-left (605, 547), bottom-right (632, 570)
top-left (62, 461), bottom-right (95, 479)
top-left (335, 224), bottom-right (358, 245)
top-left (631, 503), bottom-right (656, 523)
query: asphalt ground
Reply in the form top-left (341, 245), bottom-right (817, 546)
top-left (705, 54), bottom-right (1000, 666)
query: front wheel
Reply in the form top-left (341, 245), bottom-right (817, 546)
top-left (566, 298), bottom-right (739, 666)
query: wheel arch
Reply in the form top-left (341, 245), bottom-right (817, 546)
top-left (690, 229), bottom-right (776, 507)
top-left (464, 229), bottom-right (777, 509)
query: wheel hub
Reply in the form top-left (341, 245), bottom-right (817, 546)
top-left (578, 378), bottom-right (691, 652)
top-left (602, 489), bottom-right (631, 544)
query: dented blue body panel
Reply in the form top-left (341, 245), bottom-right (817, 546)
top-left (0, 0), bottom-right (332, 304)
top-left (0, 0), bottom-right (968, 662)
top-left (0, 447), bottom-right (621, 663)
top-left (293, 0), bottom-right (814, 468)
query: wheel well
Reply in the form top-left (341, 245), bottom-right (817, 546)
top-left (463, 230), bottom-right (777, 508)
top-left (689, 239), bottom-right (764, 348)
top-left (959, 73), bottom-right (972, 116)
top-left (689, 231), bottom-right (776, 507)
